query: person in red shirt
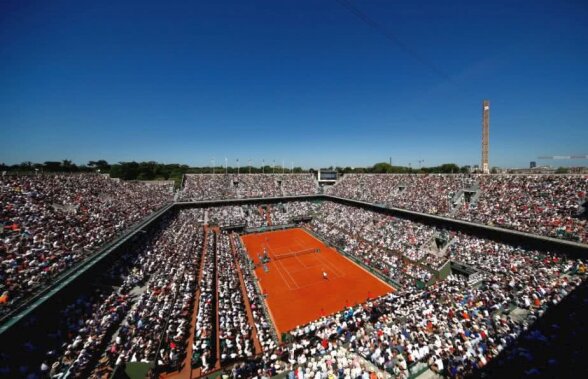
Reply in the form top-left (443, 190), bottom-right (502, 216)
top-left (0, 291), bottom-right (8, 304)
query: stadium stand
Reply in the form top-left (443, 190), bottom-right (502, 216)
top-left (180, 174), bottom-right (234, 201)
top-left (179, 174), bottom-right (319, 201)
top-left (456, 174), bottom-right (587, 243)
top-left (217, 233), bottom-right (254, 363)
top-left (328, 174), bottom-right (587, 243)
top-left (192, 228), bottom-right (217, 373)
top-left (0, 174), bottom-right (173, 316)
top-left (232, 234), bottom-right (279, 354)
top-left (1, 174), bottom-right (587, 379)
top-left (279, 174), bottom-right (319, 197)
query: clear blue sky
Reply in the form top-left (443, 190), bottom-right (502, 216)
top-left (1, 0), bottom-right (587, 168)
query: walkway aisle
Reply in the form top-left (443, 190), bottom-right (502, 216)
top-left (257, 205), bottom-right (265, 222)
top-left (229, 233), bottom-right (263, 355)
top-left (212, 230), bottom-right (221, 372)
top-left (162, 226), bottom-right (209, 379)
top-left (265, 205), bottom-right (272, 226)
top-left (190, 226), bottom-right (222, 377)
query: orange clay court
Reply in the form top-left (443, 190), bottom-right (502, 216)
top-left (240, 228), bottom-right (393, 335)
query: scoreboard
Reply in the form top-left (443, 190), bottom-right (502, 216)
top-left (318, 170), bottom-right (338, 182)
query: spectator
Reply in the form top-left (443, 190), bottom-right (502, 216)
top-left (0, 174), bottom-right (173, 315)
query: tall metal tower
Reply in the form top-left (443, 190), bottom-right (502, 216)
top-left (481, 100), bottom-right (490, 174)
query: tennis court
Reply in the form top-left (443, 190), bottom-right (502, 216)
top-left (240, 228), bottom-right (393, 335)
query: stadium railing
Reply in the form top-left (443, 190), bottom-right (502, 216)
top-left (244, 222), bottom-right (296, 234)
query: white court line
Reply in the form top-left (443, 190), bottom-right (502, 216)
top-left (297, 229), bottom-right (347, 275)
top-left (291, 235), bottom-right (322, 269)
top-left (255, 229), bottom-right (350, 291)
top-left (319, 247), bottom-right (346, 277)
top-left (291, 233), bottom-right (344, 277)
top-left (272, 243), bottom-right (300, 289)
top-left (264, 242), bottom-right (296, 291)
top-left (274, 255), bottom-right (300, 290)
top-left (318, 253), bottom-right (344, 279)
top-left (273, 261), bottom-right (296, 290)
top-left (293, 253), bottom-right (305, 267)
top-left (271, 238), bottom-right (315, 289)
top-left (291, 236), bottom-right (306, 250)
top-left (293, 250), bottom-right (315, 269)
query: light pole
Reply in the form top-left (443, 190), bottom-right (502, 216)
top-left (210, 159), bottom-right (215, 174)
top-left (248, 159), bottom-right (252, 174)
top-left (237, 158), bottom-right (240, 176)
top-left (291, 161), bottom-right (294, 174)
top-left (262, 160), bottom-right (265, 174)
top-left (273, 160), bottom-right (275, 174)
top-left (225, 157), bottom-right (228, 175)
top-left (282, 160), bottom-right (285, 174)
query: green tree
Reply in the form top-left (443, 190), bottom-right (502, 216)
top-left (372, 162), bottom-right (394, 173)
top-left (43, 161), bottom-right (62, 171)
top-left (62, 159), bottom-right (78, 172)
top-left (439, 163), bottom-right (460, 173)
top-left (88, 160), bottom-right (111, 172)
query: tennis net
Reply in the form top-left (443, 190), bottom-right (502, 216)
top-left (270, 248), bottom-right (320, 261)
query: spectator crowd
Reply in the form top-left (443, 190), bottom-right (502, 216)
top-left (1, 174), bottom-right (587, 379)
top-left (180, 173), bottom-right (587, 242)
top-left (328, 174), bottom-right (476, 215)
top-left (180, 174), bottom-right (318, 201)
top-left (0, 174), bottom-right (173, 315)
top-left (456, 175), bottom-right (587, 243)
top-left (328, 174), bottom-right (587, 243)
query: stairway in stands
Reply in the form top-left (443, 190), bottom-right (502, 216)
top-left (449, 185), bottom-right (482, 216)
top-left (424, 231), bottom-right (456, 260)
top-left (265, 205), bottom-right (272, 226)
top-left (257, 205), bottom-right (264, 222)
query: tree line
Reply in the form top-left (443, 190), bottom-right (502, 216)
top-left (0, 160), bottom-right (308, 185)
top-left (0, 159), bottom-right (479, 178)
top-left (332, 162), bottom-right (471, 174)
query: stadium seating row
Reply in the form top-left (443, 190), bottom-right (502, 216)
top-left (7, 201), bottom-right (582, 379)
top-left (179, 174), bottom-right (318, 201)
top-left (0, 174), bottom-right (173, 316)
top-left (327, 174), bottom-right (587, 243)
